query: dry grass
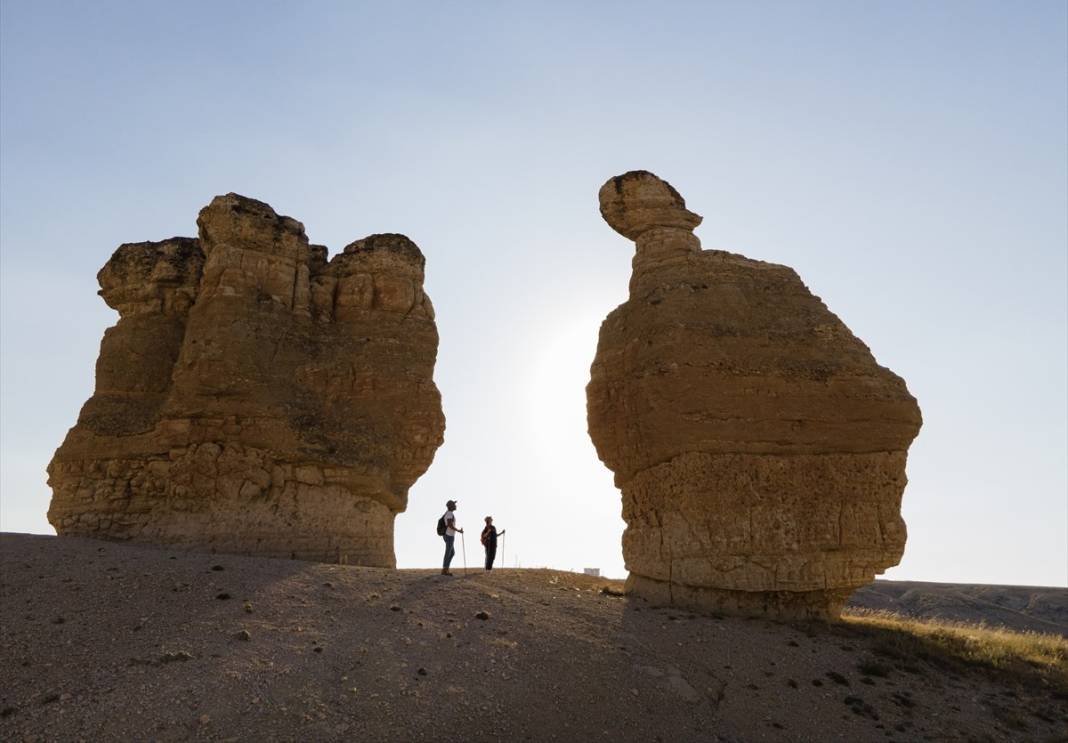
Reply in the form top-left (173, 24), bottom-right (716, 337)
top-left (841, 608), bottom-right (1068, 692)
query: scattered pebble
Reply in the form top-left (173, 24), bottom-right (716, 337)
top-left (475, 611), bottom-right (490, 621)
top-left (161, 651), bottom-right (193, 663)
top-left (216, 592), bottom-right (231, 600)
top-left (844, 695), bottom-right (879, 720)
top-left (826, 671), bottom-right (850, 686)
top-left (234, 629), bottom-right (252, 642)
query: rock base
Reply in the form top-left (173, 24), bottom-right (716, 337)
top-left (48, 442), bottom-right (398, 566)
top-left (619, 451), bottom-right (909, 608)
top-left (625, 574), bottom-right (852, 621)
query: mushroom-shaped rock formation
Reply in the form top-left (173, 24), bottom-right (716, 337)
top-left (587, 171), bottom-right (922, 619)
top-left (48, 194), bottom-right (445, 566)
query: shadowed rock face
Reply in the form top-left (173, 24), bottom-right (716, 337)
top-left (47, 194), bottom-right (445, 566)
top-left (587, 171), bottom-right (922, 619)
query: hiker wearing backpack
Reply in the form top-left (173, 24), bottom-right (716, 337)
top-left (436, 500), bottom-right (464, 576)
top-left (480, 516), bottom-right (505, 570)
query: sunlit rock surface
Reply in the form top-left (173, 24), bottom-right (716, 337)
top-left (48, 194), bottom-right (445, 566)
top-left (587, 171), bottom-right (922, 619)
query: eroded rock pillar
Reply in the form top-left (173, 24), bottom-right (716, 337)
top-left (48, 195), bottom-right (445, 565)
top-left (586, 171), bottom-right (922, 619)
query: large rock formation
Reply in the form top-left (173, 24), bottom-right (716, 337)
top-left (48, 195), bottom-right (445, 566)
top-left (587, 171), bottom-right (922, 619)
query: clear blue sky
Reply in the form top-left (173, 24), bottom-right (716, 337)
top-left (2, 1), bottom-right (1065, 586)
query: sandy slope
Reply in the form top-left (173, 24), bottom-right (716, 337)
top-left (1, 533), bottom-right (1064, 742)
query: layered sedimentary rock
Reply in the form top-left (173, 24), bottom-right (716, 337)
top-left (48, 195), bottom-right (444, 566)
top-left (587, 171), bottom-right (922, 619)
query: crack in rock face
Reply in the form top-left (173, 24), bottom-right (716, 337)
top-left (586, 171), bottom-right (922, 620)
top-left (47, 194), bottom-right (445, 566)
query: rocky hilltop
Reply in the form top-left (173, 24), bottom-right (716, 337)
top-left (2, 534), bottom-right (1064, 742)
top-left (587, 171), bottom-right (922, 619)
top-left (47, 195), bottom-right (445, 566)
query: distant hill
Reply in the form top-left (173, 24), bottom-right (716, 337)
top-left (848, 580), bottom-right (1068, 637)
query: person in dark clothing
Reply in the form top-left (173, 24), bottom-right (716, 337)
top-left (480, 516), bottom-right (505, 570)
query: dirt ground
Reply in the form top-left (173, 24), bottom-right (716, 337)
top-left (1, 533), bottom-right (1065, 742)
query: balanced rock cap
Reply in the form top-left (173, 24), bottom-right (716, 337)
top-left (343, 233), bottom-right (425, 268)
top-left (598, 170), bottom-right (702, 240)
top-left (197, 193), bottom-right (307, 242)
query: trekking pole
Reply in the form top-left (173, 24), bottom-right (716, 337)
top-left (461, 532), bottom-right (467, 576)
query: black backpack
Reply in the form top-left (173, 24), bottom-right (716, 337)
top-left (435, 515), bottom-right (448, 536)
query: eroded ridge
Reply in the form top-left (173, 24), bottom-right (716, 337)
top-left (587, 171), bottom-right (922, 619)
top-left (48, 194), bottom-right (445, 566)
